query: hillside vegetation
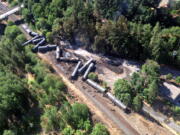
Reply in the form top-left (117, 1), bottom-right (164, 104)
top-left (0, 23), bottom-right (109, 135)
top-left (14, 0), bottom-right (180, 68)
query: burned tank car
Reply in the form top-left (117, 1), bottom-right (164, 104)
top-left (32, 37), bottom-right (44, 44)
top-left (106, 92), bottom-right (127, 111)
top-left (29, 31), bottom-right (39, 37)
top-left (36, 38), bottom-right (46, 46)
top-left (22, 35), bottom-right (40, 46)
top-left (86, 79), bottom-right (107, 93)
top-left (38, 45), bottom-right (57, 53)
top-left (32, 38), bottom-right (46, 52)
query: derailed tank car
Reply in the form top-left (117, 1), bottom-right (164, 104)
top-left (38, 45), bottom-right (57, 53)
top-left (86, 79), bottom-right (106, 93)
top-left (22, 35), bottom-right (40, 46)
top-left (78, 58), bottom-right (93, 74)
top-left (29, 31), bottom-right (39, 37)
top-left (106, 92), bottom-right (128, 112)
top-left (21, 24), bottom-right (31, 35)
top-left (83, 62), bottom-right (94, 80)
top-left (56, 46), bottom-right (63, 60)
top-left (32, 38), bottom-right (46, 52)
top-left (71, 61), bottom-right (82, 80)
top-left (32, 37), bottom-right (44, 44)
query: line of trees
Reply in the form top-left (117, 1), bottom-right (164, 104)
top-left (12, 0), bottom-right (180, 68)
top-left (0, 23), bottom-right (109, 135)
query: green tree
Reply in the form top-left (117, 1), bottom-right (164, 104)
top-left (61, 103), bottom-right (90, 130)
top-left (165, 73), bottom-right (173, 80)
top-left (141, 60), bottom-right (160, 79)
top-left (171, 106), bottom-right (180, 116)
top-left (175, 76), bottom-right (180, 83)
top-left (36, 17), bottom-right (50, 30)
top-left (62, 126), bottom-right (75, 135)
top-left (83, 120), bottom-right (92, 133)
top-left (144, 80), bottom-right (158, 104)
top-left (41, 106), bottom-right (63, 132)
top-left (46, 32), bottom-right (53, 43)
top-left (41, 74), bottom-right (65, 91)
top-left (4, 25), bottom-right (21, 40)
top-left (95, 0), bottom-right (119, 18)
top-left (149, 23), bottom-right (161, 61)
top-left (22, 8), bottom-right (32, 23)
top-left (114, 79), bottom-right (131, 94)
top-left (32, 3), bottom-right (44, 20)
top-left (132, 95), bottom-right (143, 112)
top-left (129, 22), bottom-right (152, 60)
top-left (71, 103), bottom-right (89, 129)
top-left (130, 72), bottom-right (144, 94)
top-left (3, 130), bottom-right (16, 135)
top-left (75, 130), bottom-right (85, 135)
top-left (91, 123), bottom-right (109, 135)
top-left (0, 70), bottom-right (33, 134)
top-left (114, 79), bottom-right (132, 106)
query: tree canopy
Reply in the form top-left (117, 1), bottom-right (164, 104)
top-left (114, 60), bottom-right (160, 110)
top-left (0, 24), bottom-right (109, 134)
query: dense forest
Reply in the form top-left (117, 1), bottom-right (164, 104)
top-left (0, 23), bottom-right (109, 135)
top-left (9, 0), bottom-right (180, 68)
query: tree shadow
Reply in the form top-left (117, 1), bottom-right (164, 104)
top-left (14, 18), bottom-right (25, 26)
top-left (139, 110), bottom-right (162, 126)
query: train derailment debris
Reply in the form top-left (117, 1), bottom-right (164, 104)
top-left (21, 27), bottom-right (129, 114)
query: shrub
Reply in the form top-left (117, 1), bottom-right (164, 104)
top-left (88, 72), bottom-right (99, 82)
top-left (3, 130), bottom-right (16, 135)
top-left (62, 126), bottom-right (75, 135)
top-left (91, 123), bottom-right (109, 135)
top-left (46, 32), bottom-right (53, 43)
top-left (171, 106), bottom-right (180, 116)
top-left (41, 106), bottom-right (63, 132)
top-left (166, 73), bottom-right (173, 80)
top-left (175, 76), bottom-right (180, 83)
